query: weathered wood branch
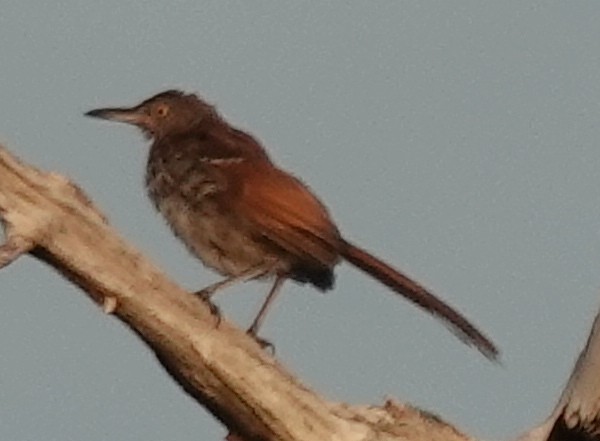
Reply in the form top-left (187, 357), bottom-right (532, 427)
top-left (0, 144), bottom-right (476, 441)
top-left (517, 303), bottom-right (600, 441)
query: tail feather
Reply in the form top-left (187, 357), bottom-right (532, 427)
top-left (340, 238), bottom-right (499, 361)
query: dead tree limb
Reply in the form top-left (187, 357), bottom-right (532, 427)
top-left (0, 143), bottom-right (484, 441)
top-left (517, 303), bottom-right (600, 441)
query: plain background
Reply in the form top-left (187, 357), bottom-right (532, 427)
top-left (1, 2), bottom-right (600, 440)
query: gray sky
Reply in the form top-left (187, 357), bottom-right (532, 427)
top-left (1, 2), bottom-right (599, 440)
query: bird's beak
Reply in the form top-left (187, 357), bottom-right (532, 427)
top-left (85, 106), bottom-right (147, 127)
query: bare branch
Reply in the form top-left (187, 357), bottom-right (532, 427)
top-left (0, 143), bottom-right (478, 441)
top-left (515, 305), bottom-right (600, 441)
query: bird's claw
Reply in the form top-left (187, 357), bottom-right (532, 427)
top-left (246, 330), bottom-right (275, 354)
top-left (195, 289), bottom-right (222, 327)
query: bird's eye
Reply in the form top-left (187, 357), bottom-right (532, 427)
top-left (156, 105), bottom-right (169, 117)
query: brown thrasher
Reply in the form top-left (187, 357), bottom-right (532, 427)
top-left (86, 90), bottom-right (498, 360)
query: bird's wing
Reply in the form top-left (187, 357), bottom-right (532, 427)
top-left (516, 306), bottom-right (600, 441)
top-left (171, 130), bottom-right (341, 268)
top-left (229, 163), bottom-right (341, 268)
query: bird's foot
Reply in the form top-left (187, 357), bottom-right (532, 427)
top-left (246, 329), bottom-right (275, 354)
top-left (194, 289), bottom-right (222, 327)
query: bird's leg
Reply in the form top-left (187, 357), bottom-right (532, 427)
top-left (194, 265), bottom-right (271, 321)
top-left (246, 275), bottom-right (286, 351)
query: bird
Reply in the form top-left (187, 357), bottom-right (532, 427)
top-left (85, 89), bottom-right (499, 360)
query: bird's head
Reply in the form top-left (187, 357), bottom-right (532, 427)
top-left (85, 89), bottom-right (215, 139)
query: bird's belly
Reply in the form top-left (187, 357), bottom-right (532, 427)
top-left (154, 195), bottom-right (277, 277)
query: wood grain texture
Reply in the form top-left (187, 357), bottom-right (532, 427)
top-left (0, 144), bottom-right (474, 441)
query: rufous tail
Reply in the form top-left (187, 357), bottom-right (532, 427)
top-left (340, 239), bottom-right (499, 361)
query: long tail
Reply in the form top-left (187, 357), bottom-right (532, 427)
top-left (340, 238), bottom-right (499, 361)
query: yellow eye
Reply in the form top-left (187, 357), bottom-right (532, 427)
top-left (156, 104), bottom-right (169, 117)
